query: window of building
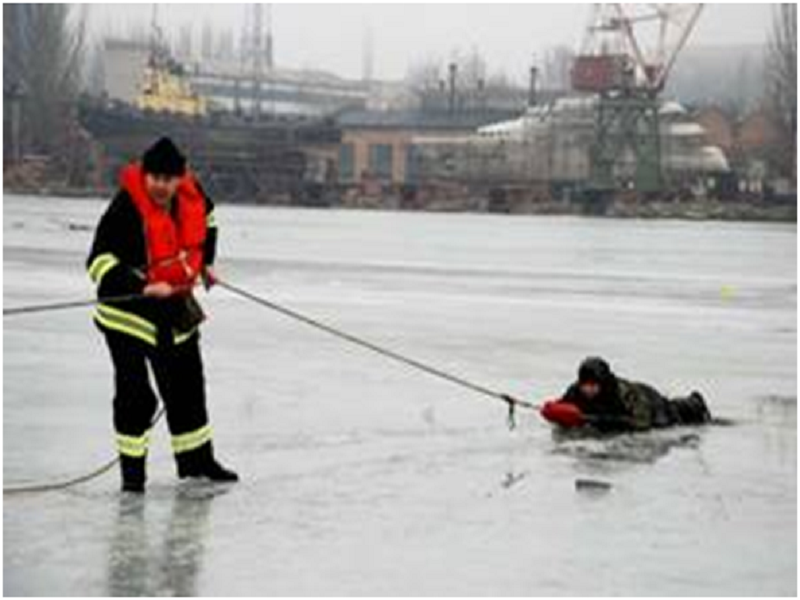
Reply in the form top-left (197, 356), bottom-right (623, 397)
top-left (368, 143), bottom-right (393, 180)
top-left (338, 143), bottom-right (355, 182)
top-left (405, 145), bottom-right (419, 183)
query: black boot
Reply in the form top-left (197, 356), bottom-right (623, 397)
top-left (120, 455), bottom-right (146, 493)
top-left (176, 442), bottom-right (238, 482)
top-left (688, 391), bottom-right (712, 422)
top-left (669, 392), bottom-right (712, 425)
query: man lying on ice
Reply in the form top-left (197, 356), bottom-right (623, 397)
top-left (541, 357), bottom-right (712, 433)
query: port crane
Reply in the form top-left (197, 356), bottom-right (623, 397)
top-left (572, 4), bottom-right (704, 194)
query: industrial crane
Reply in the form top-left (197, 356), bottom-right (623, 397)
top-left (572, 4), bottom-right (704, 195)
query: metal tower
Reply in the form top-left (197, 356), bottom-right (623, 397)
top-left (573, 4), bottom-right (703, 194)
top-left (251, 4), bottom-right (264, 119)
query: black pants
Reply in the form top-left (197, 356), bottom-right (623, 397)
top-left (667, 394), bottom-right (712, 425)
top-left (638, 384), bottom-right (711, 428)
top-left (104, 330), bottom-right (212, 472)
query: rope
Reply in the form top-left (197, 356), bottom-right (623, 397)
top-left (4, 276), bottom-right (539, 495)
top-left (4, 260), bottom-right (200, 317)
top-left (3, 292), bottom-right (149, 317)
top-left (216, 279), bottom-right (539, 428)
top-left (4, 408), bottom-right (166, 496)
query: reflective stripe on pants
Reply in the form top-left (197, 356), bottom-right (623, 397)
top-left (117, 431), bottom-right (150, 458)
top-left (95, 303), bottom-right (198, 347)
top-left (171, 424), bottom-right (212, 454)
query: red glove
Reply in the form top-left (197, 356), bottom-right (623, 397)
top-left (540, 400), bottom-right (587, 428)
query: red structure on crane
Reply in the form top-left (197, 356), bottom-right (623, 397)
top-left (572, 4), bottom-right (704, 95)
top-left (570, 4), bottom-right (704, 195)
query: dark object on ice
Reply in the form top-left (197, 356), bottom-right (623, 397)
top-left (575, 478), bottom-right (612, 492)
top-left (177, 443), bottom-right (239, 482)
top-left (66, 221), bottom-right (92, 232)
top-left (541, 356), bottom-right (712, 433)
top-left (501, 471), bottom-right (526, 489)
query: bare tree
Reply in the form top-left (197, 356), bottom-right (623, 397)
top-left (765, 3), bottom-right (797, 180)
top-left (541, 45), bottom-right (574, 91)
top-left (406, 47), bottom-right (519, 112)
top-left (217, 30), bottom-right (235, 62)
top-left (406, 58), bottom-right (445, 111)
top-left (201, 21), bottom-right (214, 60)
top-left (406, 59), bottom-right (443, 93)
top-left (177, 23), bottom-right (194, 60)
top-left (4, 4), bottom-right (85, 157)
top-left (84, 40), bottom-right (106, 96)
top-left (458, 47), bottom-right (488, 89)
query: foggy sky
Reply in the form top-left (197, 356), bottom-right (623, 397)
top-left (87, 3), bottom-right (775, 82)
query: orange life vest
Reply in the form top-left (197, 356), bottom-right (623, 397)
top-left (120, 162), bottom-right (207, 289)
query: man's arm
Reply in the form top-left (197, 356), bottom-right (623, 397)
top-left (560, 383), bottom-right (581, 403)
top-left (86, 193), bottom-right (147, 298)
top-left (200, 182), bottom-right (217, 267)
top-left (554, 382), bottom-right (636, 431)
top-left (196, 181), bottom-right (219, 288)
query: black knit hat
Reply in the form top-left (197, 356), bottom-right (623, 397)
top-left (578, 356), bottom-right (613, 385)
top-left (141, 137), bottom-right (186, 177)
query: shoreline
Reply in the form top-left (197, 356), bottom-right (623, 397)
top-left (4, 186), bottom-right (796, 224)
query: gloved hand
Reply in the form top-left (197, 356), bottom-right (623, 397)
top-left (202, 266), bottom-right (217, 290)
top-left (143, 281), bottom-right (174, 298)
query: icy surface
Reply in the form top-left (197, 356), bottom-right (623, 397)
top-left (4, 195), bottom-right (796, 595)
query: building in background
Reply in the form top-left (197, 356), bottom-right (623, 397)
top-left (694, 104), bottom-right (790, 198)
top-left (336, 107), bottom-right (517, 189)
top-left (99, 37), bottom-right (371, 117)
top-left (102, 39), bottom-right (150, 104)
top-left (694, 106), bottom-right (735, 155)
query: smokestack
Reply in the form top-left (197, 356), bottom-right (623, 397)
top-left (448, 62), bottom-right (457, 114)
top-left (265, 4), bottom-right (274, 70)
top-left (528, 65), bottom-right (538, 107)
top-left (361, 23), bottom-right (374, 82)
top-left (251, 4), bottom-right (263, 118)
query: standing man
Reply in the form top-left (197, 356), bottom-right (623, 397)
top-left (87, 137), bottom-right (237, 493)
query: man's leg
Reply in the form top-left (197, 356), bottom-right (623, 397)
top-left (636, 382), bottom-right (675, 428)
top-left (151, 333), bottom-right (237, 482)
top-left (668, 391), bottom-right (712, 425)
top-left (105, 331), bottom-right (158, 492)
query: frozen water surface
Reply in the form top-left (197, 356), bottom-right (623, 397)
top-left (4, 195), bottom-right (796, 595)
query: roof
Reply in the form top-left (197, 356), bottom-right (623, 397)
top-left (335, 108), bottom-right (520, 132)
top-left (659, 100), bottom-right (688, 116)
top-left (665, 122), bottom-right (706, 137)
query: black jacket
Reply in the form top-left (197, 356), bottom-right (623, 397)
top-left (561, 375), bottom-right (670, 432)
top-left (86, 185), bottom-right (217, 346)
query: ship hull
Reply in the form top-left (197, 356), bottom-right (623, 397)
top-left (78, 100), bottom-right (341, 205)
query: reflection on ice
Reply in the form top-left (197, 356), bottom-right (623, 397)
top-left (107, 483), bottom-right (230, 597)
top-left (551, 426), bottom-right (705, 464)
